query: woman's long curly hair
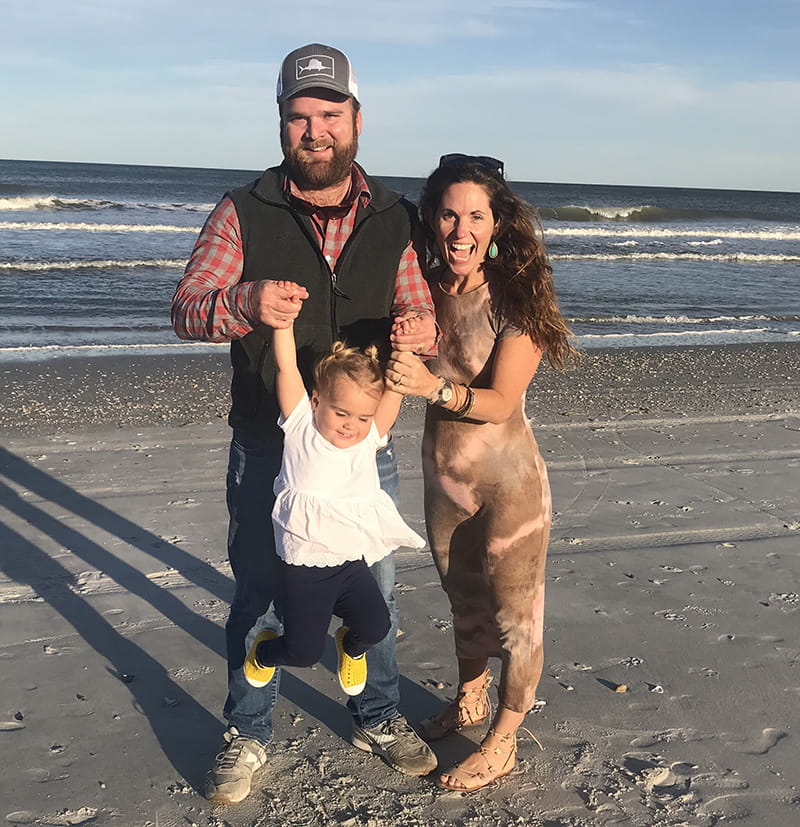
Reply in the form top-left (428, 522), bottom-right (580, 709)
top-left (419, 160), bottom-right (578, 369)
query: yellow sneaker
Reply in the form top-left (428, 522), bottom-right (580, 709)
top-left (335, 626), bottom-right (367, 696)
top-left (243, 629), bottom-right (279, 688)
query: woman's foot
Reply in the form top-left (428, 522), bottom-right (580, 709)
top-left (437, 727), bottom-right (517, 792)
top-left (420, 670), bottom-right (493, 741)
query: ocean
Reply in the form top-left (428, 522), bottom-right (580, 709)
top-left (1, 158), bottom-right (798, 362)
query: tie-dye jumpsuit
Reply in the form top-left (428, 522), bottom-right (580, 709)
top-left (422, 281), bottom-right (551, 713)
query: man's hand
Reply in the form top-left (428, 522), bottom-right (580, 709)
top-left (390, 312), bottom-right (436, 354)
top-left (251, 280), bottom-right (309, 328)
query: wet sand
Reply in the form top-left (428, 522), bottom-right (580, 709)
top-left (1, 344), bottom-right (799, 826)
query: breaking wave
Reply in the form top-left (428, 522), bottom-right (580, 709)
top-left (0, 195), bottom-right (215, 212)
top-left (536, 204), bottom-right (794, 223)
top-left (0, 259), bottom-right (186, 272)
top-left (570, 313), bottom-right (800, 325)
top-left (545, 227), bottom-right (800, 240)
top-left (0, 221), bottom-right (199, 233)
top-left (552, 252), bottom-right (800, 263)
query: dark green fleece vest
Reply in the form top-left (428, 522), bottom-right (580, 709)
top-left (226, 164), bottom-right (416, 437)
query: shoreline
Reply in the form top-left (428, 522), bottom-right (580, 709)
top-left (3, 342), bottom-right (800, 436)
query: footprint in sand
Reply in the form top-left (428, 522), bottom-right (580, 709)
top-left (24, 767), bottom-right (70, 783)
top-left (693, 769), bottom-right (749, 790)
top-left (698, 793), bottom-right (754, 821)
top-left (715, 632), bottom-right (784, 645)
top-left (727, 727), bottom-right (787, 755)
top-left (6, 812), bottom-right (38, 825)
top-left (629, 728), bottom-right (702, 748)
top-left (5, 809), bottom-right (97, 826)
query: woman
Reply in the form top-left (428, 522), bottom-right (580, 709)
top-left (388, 154), bottom-right (577, 791)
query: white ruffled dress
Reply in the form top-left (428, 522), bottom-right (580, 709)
top-left (272, 395), bottom-right (426, 567)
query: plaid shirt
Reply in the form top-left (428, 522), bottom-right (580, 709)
top-left (172, 166), bottom-right (432, 341)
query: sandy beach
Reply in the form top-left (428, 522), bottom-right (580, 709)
top-left (1, 343), bottom-right (799, 826)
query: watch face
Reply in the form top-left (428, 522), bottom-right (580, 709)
top-left (440, 383), bottom-right (454, 403)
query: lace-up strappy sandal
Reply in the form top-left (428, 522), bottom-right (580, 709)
top-left (437, 727), bottom-right (517, 792)
top-left (419, 669), bottom-right (493, 741)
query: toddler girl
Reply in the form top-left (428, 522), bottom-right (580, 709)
top-left (244, 283), bottom-right (425, 696)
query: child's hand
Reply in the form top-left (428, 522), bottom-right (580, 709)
top-left (274, 280), bottom-right (307, 305)
top-left (269, 280), bottom-right (307, 327)
top-left (391, 315), bottom-right (419, 340)
top-left (391, 312), bottom-right (436, 354)
top-left (252, 280), bottom-right (308, 328)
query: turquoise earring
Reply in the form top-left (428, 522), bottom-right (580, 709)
top-left (488, 241), bottom-right (499, 259)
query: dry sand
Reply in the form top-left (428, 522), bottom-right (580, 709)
top-left (1, 344), bottom-right (799, 826)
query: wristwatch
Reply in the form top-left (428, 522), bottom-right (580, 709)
top-left (427, 377), bottom-right (454, 406)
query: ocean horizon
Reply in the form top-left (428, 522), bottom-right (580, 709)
top-left (1, 158), bottom-right (798, 362)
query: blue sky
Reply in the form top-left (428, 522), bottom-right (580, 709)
top-left (3, 0), bottom-right (799, 191)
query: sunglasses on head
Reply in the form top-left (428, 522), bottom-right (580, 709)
top-left (438, 153), bottom-right (505, 177)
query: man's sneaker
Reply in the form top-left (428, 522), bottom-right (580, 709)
top-left (352, 716), bottom-right (438, 776)
top-left (243, 629), bottom-right (279, 688)
top-left (335, 626), bottom-right (367, 696)
top-left (202, 727), bottom-right (268, 804)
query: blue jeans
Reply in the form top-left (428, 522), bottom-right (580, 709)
top-left (222, 429), bottom-right (401, 745)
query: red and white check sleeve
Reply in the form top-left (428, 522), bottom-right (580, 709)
top-left (171, 197), bottom-right (258, 341)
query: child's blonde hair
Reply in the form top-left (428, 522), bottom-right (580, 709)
top-left (313, 341), bottom-right (385, 400)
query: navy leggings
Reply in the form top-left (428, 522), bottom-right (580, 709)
top-left (256, 557), bottom-right (391, 668)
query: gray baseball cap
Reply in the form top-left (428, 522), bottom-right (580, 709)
top-left (276, 44), bottom-right (359, 104)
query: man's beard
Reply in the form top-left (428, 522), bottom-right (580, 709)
top-left (283, 134), bottom-right (359, 191)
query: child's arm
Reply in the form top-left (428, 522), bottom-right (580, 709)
top-left (374, 314), bottom-right (419, 435)
top-left (272, 282), bottom-right (307, 418)
top-left (374, 386), bottom-right (403, 439)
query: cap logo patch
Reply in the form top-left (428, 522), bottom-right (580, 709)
top-left (296, 55), bottom-right (335, 80)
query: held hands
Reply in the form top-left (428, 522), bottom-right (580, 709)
top-left (252, 279), bottom-right (308, 328)
top-left (388, 314), bottom-right (438, 397)
top-left (390, 312), bottom-right (436, 354)
top-left (386, 350), bottom-right (438, 398)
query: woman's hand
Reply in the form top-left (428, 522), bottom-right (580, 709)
top-left (386, 350), bottom-right (439, 398)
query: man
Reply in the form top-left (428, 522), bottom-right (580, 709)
top-left (171, 43), bottom-right (437, 804)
